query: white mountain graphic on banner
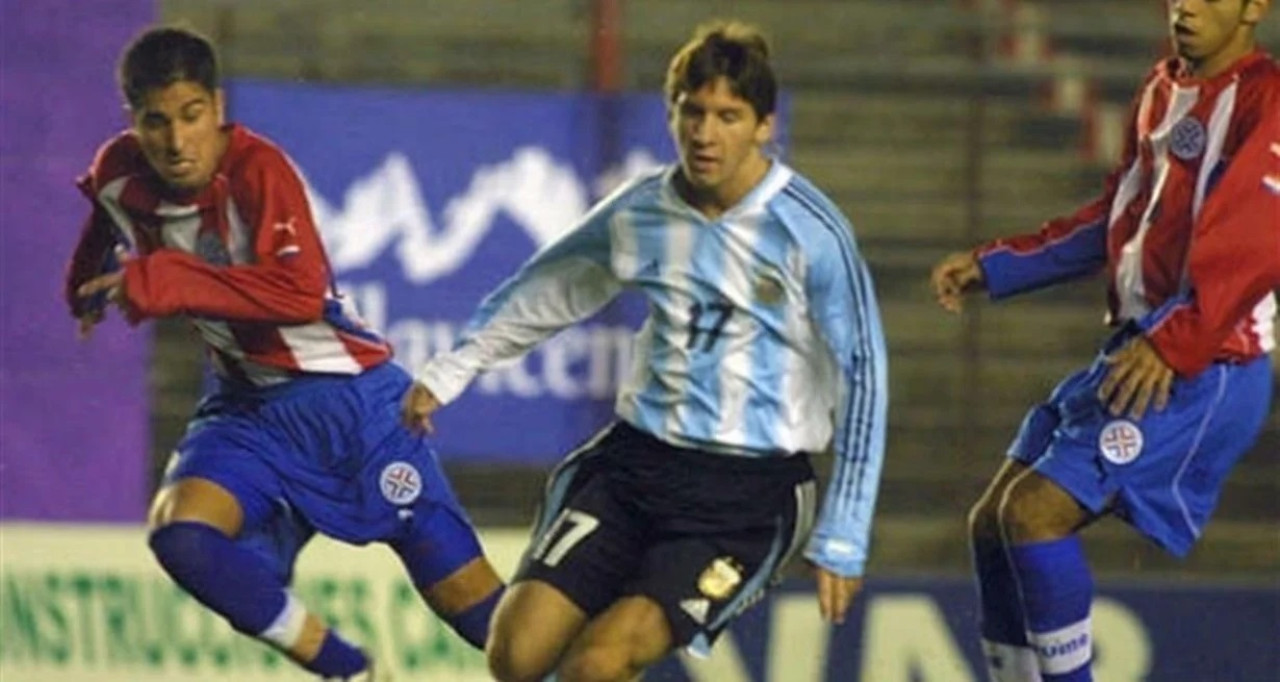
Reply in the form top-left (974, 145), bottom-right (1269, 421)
top-left (302, 146), bottom-right (661, 284)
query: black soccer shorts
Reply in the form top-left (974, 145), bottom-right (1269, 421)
top-left (516, 421), bottom-right (817, 651)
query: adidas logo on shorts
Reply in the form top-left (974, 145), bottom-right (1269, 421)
top-left (680, 597), bottom-right (710, 624)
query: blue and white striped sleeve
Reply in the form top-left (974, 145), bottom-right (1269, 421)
top-left (415, 200), bottom-right (623, 405)
top-left (802, 224), bottom-right (890, 578)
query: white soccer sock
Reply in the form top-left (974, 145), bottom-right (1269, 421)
top-left (258, 591), bottom-right (309, 650)
top-left (1028, 617), bottom-right (1092, 678)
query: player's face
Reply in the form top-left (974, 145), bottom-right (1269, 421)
top-left (131, 80), bottom-right (227, 193)
top-left (1168, 0), bottom-right (1264, 76)
top-left (671, 77), bottom-right (774, 201)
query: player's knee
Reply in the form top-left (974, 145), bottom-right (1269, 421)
top-left (557, 643), bottom-right (634, 682)
top-left (486, 632), bottom-right (554, 682)
top-left (997, 490), bottom-right (1055, 543)
top-left (967, 496), bottom-right (1001, 544)
top-left (149, 521), bottom-right (221, 576)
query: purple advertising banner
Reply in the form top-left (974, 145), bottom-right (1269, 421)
top-left (0, 1), bottom-right (152, 520)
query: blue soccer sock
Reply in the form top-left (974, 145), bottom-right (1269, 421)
top-left (972, 540), bottom-right (1040, 682)
top-left (263, 592), bottom-right (369, 677)
top-left (444, 587), bottom-right (504, 650)
top-left (310, 630), bottom-right (369, 678)
top-left (149, 522), bottom-right (288, 636)
top-left (1008, 536), bottom-right (1094, 682)
top-left (149, 522), bottom-right (368, 677)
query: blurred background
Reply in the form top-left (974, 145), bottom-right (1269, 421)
top-left (2, 1), bottom-right (1276, 681)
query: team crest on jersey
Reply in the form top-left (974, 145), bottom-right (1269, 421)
top-left (379, 461), bottom-right (423, 505)
top-left (194, 230), bottom-right (232, 266)
top-left (1169, 117), bottom-right (1206, 161)
top-left (697, 556), bottom-right (744, 601)
top-left (753, 270), bottom-right (786, 305)
top-left (1098, 420), bottom-right (1144, 465)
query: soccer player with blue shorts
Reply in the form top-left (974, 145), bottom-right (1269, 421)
top-left (931, 1), bottom-right (1278, 680)
top-left (402, 21), bottom-right (890, 682)
top-left (68, 26), bottom-right (504, 681)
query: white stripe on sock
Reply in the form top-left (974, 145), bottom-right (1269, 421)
top-left (981, 639), bottom-right (1041, 682)
top-left (1028, 617), bottom-right (1091, 675)
top-left (259, 592), bottom-right (308, 650)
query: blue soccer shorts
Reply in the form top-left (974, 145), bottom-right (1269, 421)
top-left (1008, 331), bottom-right (1272, 557)
top-left (161, 362), bottom-right (483, 586)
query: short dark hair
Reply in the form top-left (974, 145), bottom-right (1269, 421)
top-left (118, 26), bottom-right (220, 109)
top-left (664, 21), bottom-right (777, 119)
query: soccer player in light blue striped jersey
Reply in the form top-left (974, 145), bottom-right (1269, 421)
top-left (403, 20), bottom-right (889, 682)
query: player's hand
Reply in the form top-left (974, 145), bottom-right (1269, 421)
top-left (401, 381), bottom-right (441, 435)
top-left (930, 250), bottom-right (985, 313)
top-left (1097, 336), bottom-right (1174, 420)
top-left (77, 270), bottom-right (124, 303)
top-left (814, 565), bottom-right (862, 625)
top-left (75, 246), bottom-right (133, 316)
top-left (76, 309), bottom-right (105, 341)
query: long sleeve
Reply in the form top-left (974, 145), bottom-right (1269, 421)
top-left (119, 149), bottom-right (328, 323)
top-left (64, 203), bottom-right (121, 318)
top-left (1139, 112), bottom-right (1280, 376)
top-left (802, 231), bottom-right (890, 578)
top-left (66, 142), bottom-right (134, 319)
top-left (976, 90), bottom-right (1142, 300)
top-left (417, 206), bottom-right (623, 405)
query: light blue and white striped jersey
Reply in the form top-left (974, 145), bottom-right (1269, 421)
top-left (418, 161), bottom-right (888, 576)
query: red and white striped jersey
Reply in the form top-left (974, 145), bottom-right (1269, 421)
top-left (66, 124), bottom-right (392, 387)
top-left (978, 50), bottom-right (1280, 377)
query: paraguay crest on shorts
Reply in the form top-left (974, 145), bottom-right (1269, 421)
top-left (379, 461), bottom-right (423, 505)
top-left (1098, 420), bottom-right (1144, 465)
top-left (697, 556), bottom-right (744, 601)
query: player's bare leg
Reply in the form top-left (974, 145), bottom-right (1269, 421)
top-left (148, 476), bottom-right (244, 535)
top-left (996, 468), bottom-right (1096, 543)
top-left (488, 579), bottom-right (589, 682)
top-left (148, 478), bottom-right (353, 670)
top-left (996, 469), bottom-right (1101, 681)
top-left (418, 556), bottom-right (504, 615)
top-left (404, 555), bottom-right (505, 651)
top-left (967, 459), bottom-right (1031, 548)
top-left (968, 461), bottom-right (1102, 681)
top-left (556, 595), bottom-right (673, 682)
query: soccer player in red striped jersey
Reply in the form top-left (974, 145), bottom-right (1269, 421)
top-left (931, 1), bottom-right (1277, 680)
top-left (69, 26), bottom-right (504, 681)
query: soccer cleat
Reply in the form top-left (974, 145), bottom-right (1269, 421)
top-left (324, 656), bottom-right (391, 681)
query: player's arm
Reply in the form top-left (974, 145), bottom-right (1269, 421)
top-left (802, 225), bottom-right (890, 614)
top-left (65, 202), bottom-right (122, 320)
top-left (414, 204), bottom-right (623, 407)
top-left (114, 149), bottom-right (329, 324)
top-left (67, 136), bottom-right (136, 327)
top-left (962, 82), bottom-right (1146, 302)
top-left (1137, 109), bottom-right (1280, 377)
top-left (970, 195), bottom-right (1112, 300)
top-left (932, 189), bottom-right (1117, 311)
